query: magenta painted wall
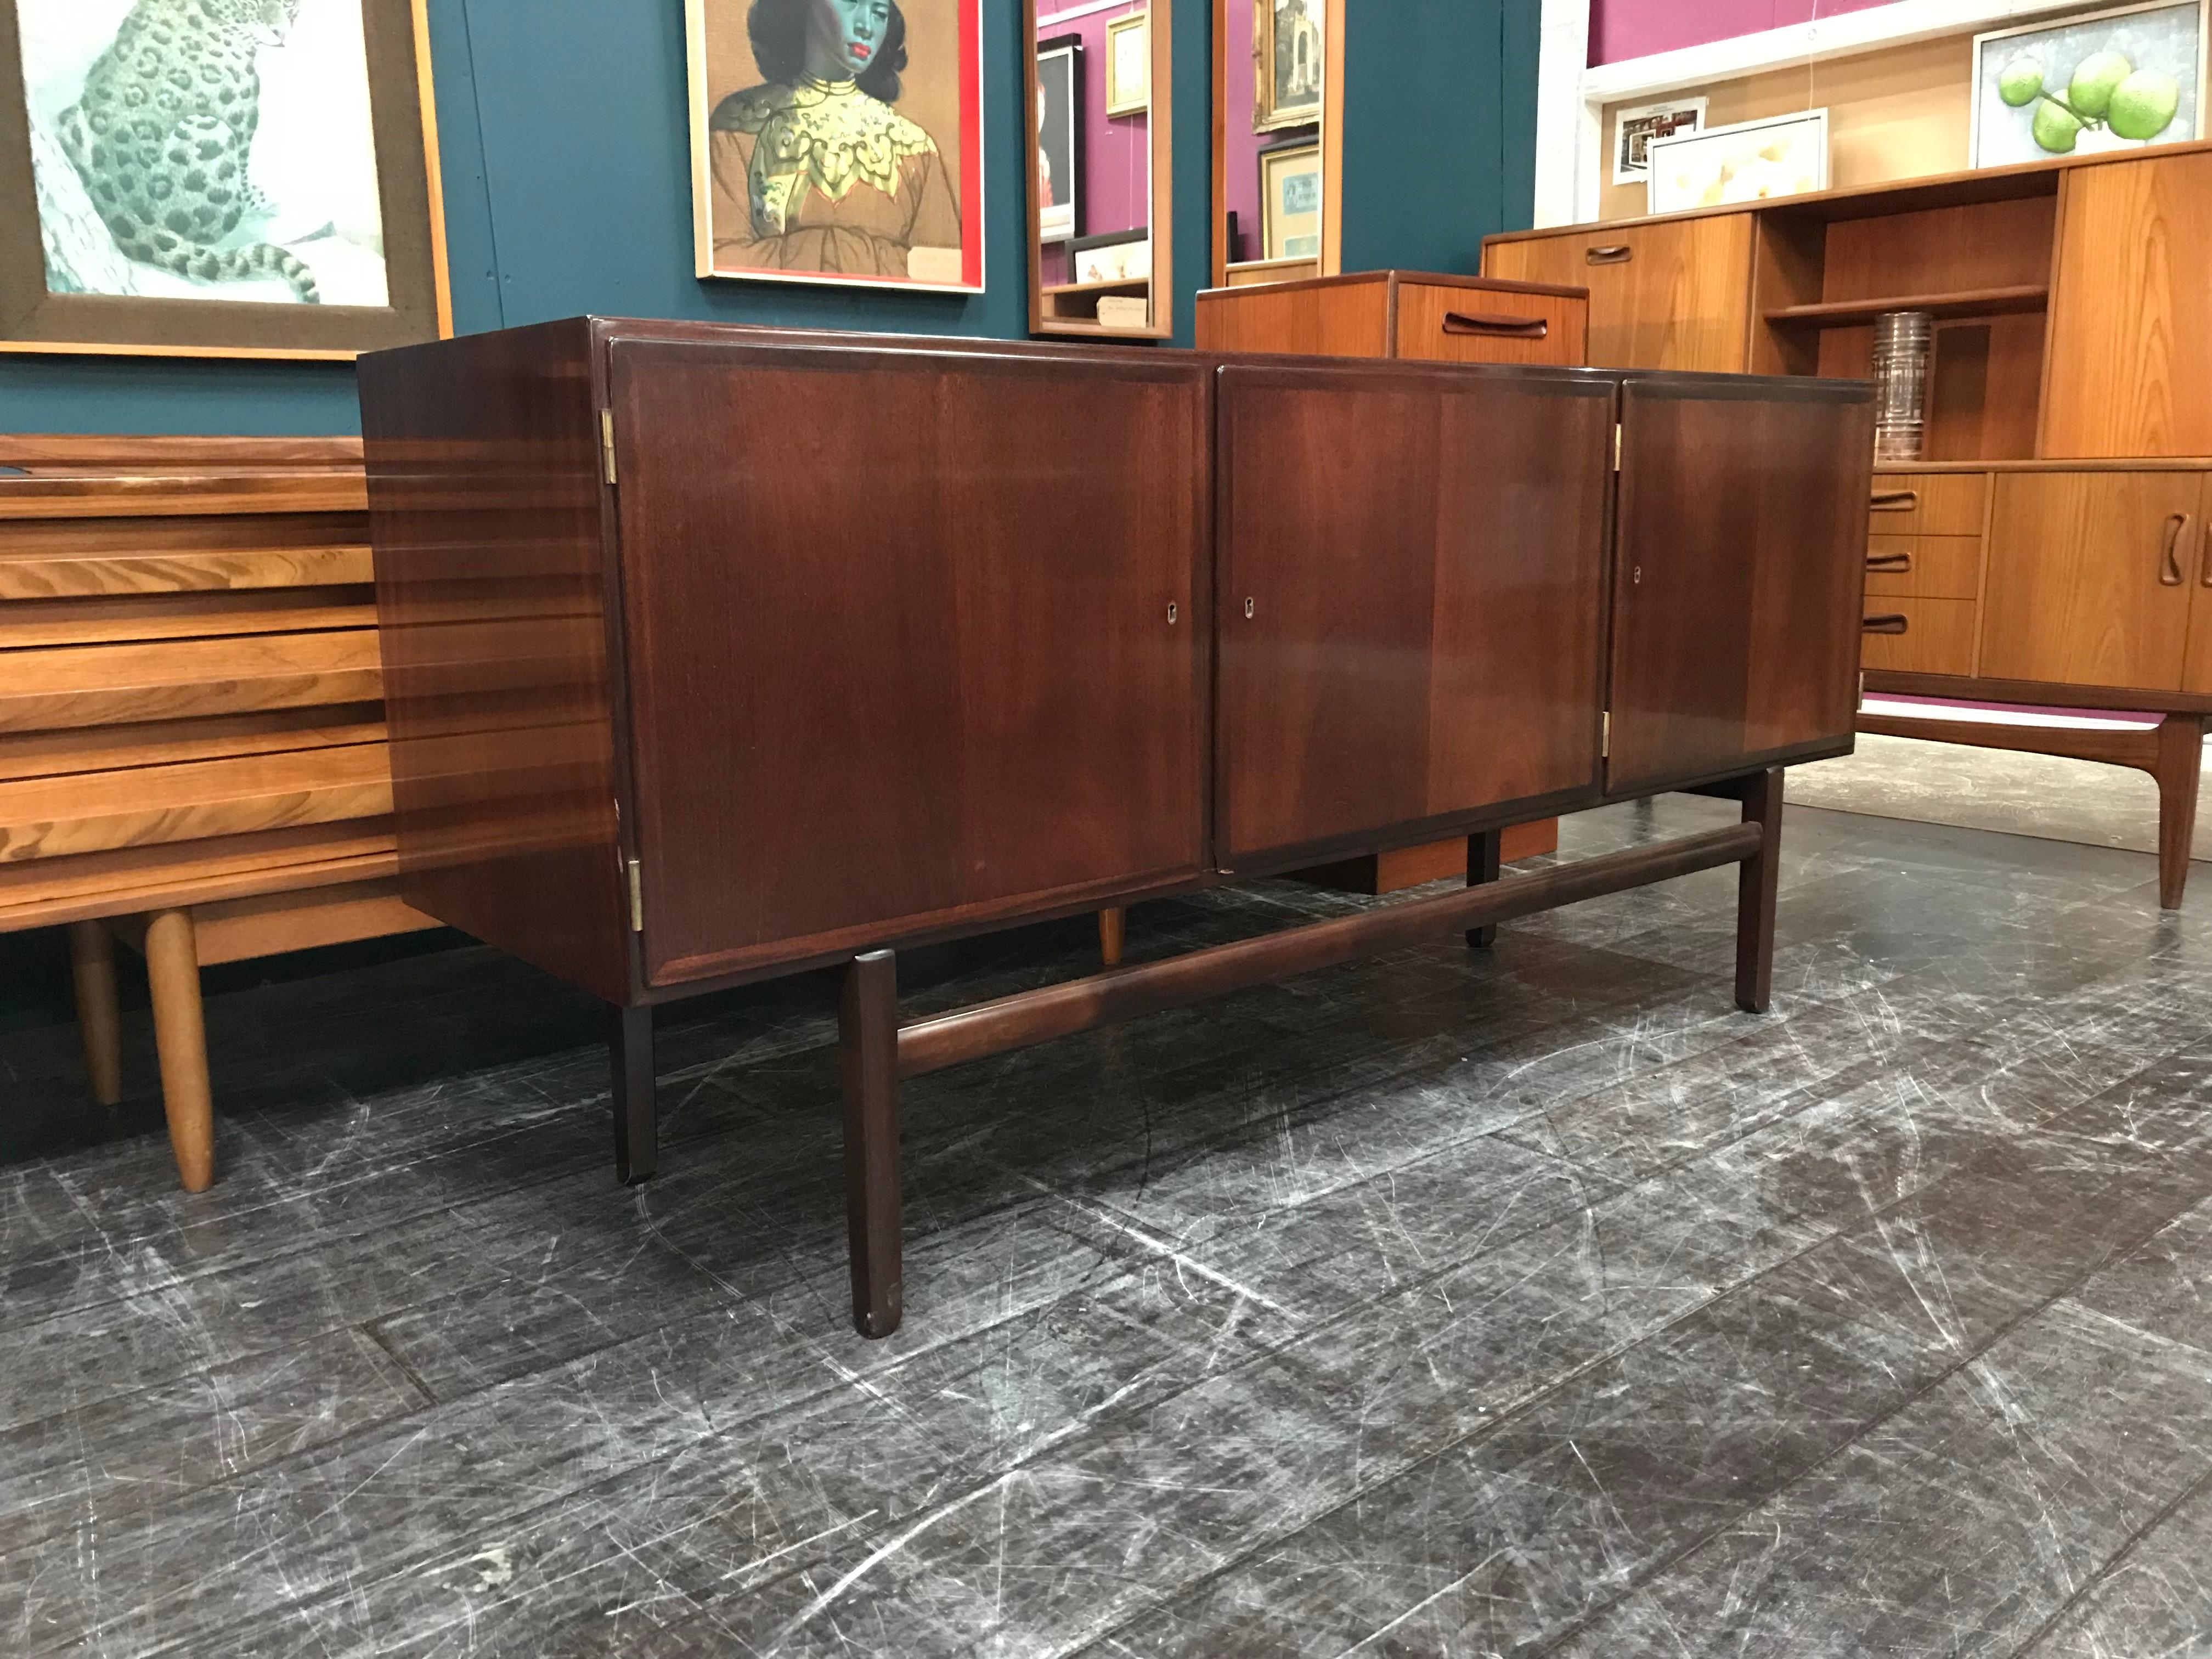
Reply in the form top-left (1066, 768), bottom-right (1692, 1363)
top-left (1037, 0), bottom-right (1150, 283)
top-left (1589, 0), bottom-right (1894, 66)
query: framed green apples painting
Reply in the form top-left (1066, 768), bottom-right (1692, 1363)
top-left (1973, 1), bottom-right (2207, 167)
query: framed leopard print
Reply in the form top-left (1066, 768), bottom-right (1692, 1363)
top-left (0, 0), bottom-right (448, 357)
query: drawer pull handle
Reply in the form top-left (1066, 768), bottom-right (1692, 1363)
top-left (1585, 245), bottom-right (1632, 266)
top-left (2200, 516), bottom-right (2212, 589)
top-left (1866, 552), bottom-right (1914, 573)
top-left (1870, 490), bottom-right (1920, 512)
top-left (2162, 512), bottom-right (2191, 587)
top-left (1442, 311), bottom-right (1549, 340)
top-left (1863, 614), bottom-right (1909, 635)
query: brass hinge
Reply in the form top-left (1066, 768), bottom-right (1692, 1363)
top-left (600, 410), bottom-right (618, 486)
top-left (1613, 423), bottom-right (1623, 472)
top-left (1602, 710), bottom-right (1612, 758)
top-left (627, 859), bottom-right (644, 932)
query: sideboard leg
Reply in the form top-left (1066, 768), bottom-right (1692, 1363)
top-left (840, 950), bottom-right (904, 1339)
top-left (609, 1002), bottom-right (657, 1186)
top-left (1098, 907), bottom-right (1126, 967)
top-left (2154, 714), bottom-right (2204, 911)
top-left (1465, 828), bottom-right (1504, 949)
top-left (1735, 769), bottom-right (1785, 1014)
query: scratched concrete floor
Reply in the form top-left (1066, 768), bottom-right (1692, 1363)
top-left (5, 797), bottom-right (2212, 1657)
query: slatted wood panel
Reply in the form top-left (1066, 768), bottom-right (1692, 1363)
top-left (0, 437), bottom-right (414, 935)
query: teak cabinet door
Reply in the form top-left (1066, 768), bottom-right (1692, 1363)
top-left (1482, 219), bottom-right (1752, 373)
top-left (1982, 471), bottom-right (2205, 692)
top-left (2044, 153), bottom-right (2212, 459)
top-left (608, 340), bottom-right (1211, 986)
top-left (1216, 363), bottom-right (1612, 869)
top-left (1608, 377), bottom-right (1873, 795)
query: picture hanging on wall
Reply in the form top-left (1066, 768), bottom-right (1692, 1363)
top-left (1258, 134), bottom-right (1320, 261)
top-left (1253, 0), bottom-right (1321, 133)
top-left (1970, 0), bottom-right (2205, 167)
top-left (1613, 95), bottom-right (1707, 185)
top-left (686, 0), bottom-right (984, 293)
top-left (1646, 109), bottom-right (1830, 213)
top-left (1104, 10), bottom-right (1147, 117)
top-left (0, 0), bottom-right (450, 358)
top-left (1035, 32), bottom-right (1082, 244)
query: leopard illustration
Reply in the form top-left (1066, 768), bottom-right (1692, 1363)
top-left (55, 0), bottom-right (322, 303)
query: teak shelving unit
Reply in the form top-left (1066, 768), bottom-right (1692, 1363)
top-left (1485, 140), bottom-right (2212, 907)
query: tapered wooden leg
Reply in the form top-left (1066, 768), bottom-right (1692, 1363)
top-left (1735, 769), bottom-right (1785, 1015)
top-left (143, 909), bottom-right (213, 1193)
top-left (2154, 714), bottom-right (2204, 911)
top-left (1465, 828), bottom-right (1504, 949)
top-left (1098, 907), bottom-right (1126, 967)
top-left (609, 1003), bottom-right (657, 1186)
top-left (69, 921), bottom-right (123, 1107)
top-left (839, 950), bottom-right (902, 1339)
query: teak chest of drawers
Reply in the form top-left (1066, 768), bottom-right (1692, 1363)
top-left (362, 319), bottom-right (1875, 1337)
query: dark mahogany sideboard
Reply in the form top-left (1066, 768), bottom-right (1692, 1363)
top-left (360, 318), bottom-right (1875, 1338)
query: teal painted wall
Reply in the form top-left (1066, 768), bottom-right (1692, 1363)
top-left (1337, 0), bottom-right (1541, 276)
top-left (0, 0), bottom-right (1537, 435)
top-left (0, 0), bottom-right (1215, 436)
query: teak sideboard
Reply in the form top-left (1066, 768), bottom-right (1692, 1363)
top-left (360, 318), bottom-right (1875, 1337)
top-left (1483, 142), bottom-right (2212, 905)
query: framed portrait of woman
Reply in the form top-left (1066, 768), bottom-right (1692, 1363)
top-left (686, 0), bottom-right (985, 293)
top-left (1034, 33), bottom-right (1081, 245)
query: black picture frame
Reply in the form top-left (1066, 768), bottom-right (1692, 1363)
top-left (1035, 31), bottom-right (1084, 246)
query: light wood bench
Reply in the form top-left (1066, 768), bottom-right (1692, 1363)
top-left (1, 436), bottom-right (437, 1189)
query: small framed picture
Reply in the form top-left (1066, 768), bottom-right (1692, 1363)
top-left (1613, 98), bottom-right (1708, 185)
top-left (1105, 11), bottom-right (1148, 117)
top-left (1035, 33), bottom-right (1083, 245)
top-left (1259, 136), bottom-right (1322, 262)
top-left (1646, 110), bottom-right (1830, 215)
top-left (1254, 0), bottom-right (1324, 133)
top-left (1970, 0), bottom-right (2205, 167)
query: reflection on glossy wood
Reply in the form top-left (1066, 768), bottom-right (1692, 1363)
top-left (610, 339), bottom-right (1212, 986)
top-left (1216, 362), bottom-right (1611, 866)
top-left (361, 318), bottom-right (631, 1005)
top-left (1609, 379), bottom-right (1874, 794)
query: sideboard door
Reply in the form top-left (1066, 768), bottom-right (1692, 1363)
top-left (1216, 362), bottom-right (1612, 871)
top-left (606, 340), bottom-right (1212, 987)
top-left (1607, 376), bottom-right (1874, 797)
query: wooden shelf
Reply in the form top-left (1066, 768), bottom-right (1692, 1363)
top-left (1765, 285), bottom-right (2049, 328)
top-left (1042, 277), bottom-right (1150, 298)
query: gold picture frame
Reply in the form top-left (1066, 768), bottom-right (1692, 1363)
top-left (0, 0), bottom-right (451, 361)
top-left (1252, 0), bottom-right (1323, 133)
top-left (1105, 10), bottom-right (1149, 117)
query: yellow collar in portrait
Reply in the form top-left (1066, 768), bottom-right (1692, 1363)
top-left (717, 76), bottom-right (938, 230)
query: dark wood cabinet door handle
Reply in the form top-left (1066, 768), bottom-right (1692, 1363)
top-left (2200, 516), bottom-right (2212, 588)
top-left (2162, 512), bottom-right (2191, 587)
top-left (1442, 311), bottom-right (1549, 340)
top-left (1585, 245), bottom-right (1633, 266)
top-left (1863, 614), bottom-right (1909, 635)
top-left (1866, 551), bottom-right (1914, 573)
top-left (1869, 490), bottom-right (1920, 512)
